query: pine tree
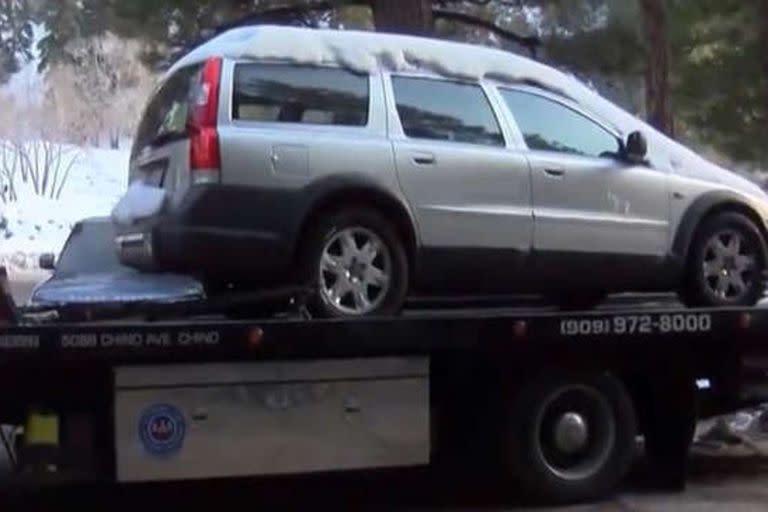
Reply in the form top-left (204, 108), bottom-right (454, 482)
top-left (639, 0), bottom-right (673, 135)
top-left (0, 0), bottom-right (34, 84)
top-left (371, 0), bottom-right (432, 34)
top-left (671, 0), bottom-right (768, 167)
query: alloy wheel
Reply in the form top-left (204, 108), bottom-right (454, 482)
top-left (701, 229), bottom-right (758, 302)
top-left (318, 227), bottom-right (392, 316)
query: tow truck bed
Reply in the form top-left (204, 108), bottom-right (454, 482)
top-left (2, 266), bottom-right (768, 504)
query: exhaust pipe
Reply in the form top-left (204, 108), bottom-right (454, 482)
top-left (115, 233), bottom-right (155, 270)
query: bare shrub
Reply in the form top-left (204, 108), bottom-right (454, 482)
top-left (0, 140), bottom-right (20, 203)
top-left (0, 138), bottom-right (80, 201)
top-left (44, 33), bottom-right (157, 148)
top-left (0, 96), bottom-right (81, 202)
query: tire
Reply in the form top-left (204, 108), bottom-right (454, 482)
top-left (504, 372), bottom-right (637, 504)
top-left (680, 212), bottom-right (767, 307)
top-left (300, 207), bottom-right (409, 318)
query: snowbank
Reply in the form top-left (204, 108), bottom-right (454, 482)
top-left (0, 145), bottom-right (129, 272)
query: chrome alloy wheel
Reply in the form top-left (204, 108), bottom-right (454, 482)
top-left (702, 229), bottom-right (758, 302)
top-left (318, 227), bottom-right (392, 315)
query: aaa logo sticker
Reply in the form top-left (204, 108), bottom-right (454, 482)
top-left (139, 404), bottom-right (186, 456)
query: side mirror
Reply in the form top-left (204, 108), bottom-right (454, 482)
top-left (624, 131), bottom-right (648, 162)
top-left (39, 253), bottom-right (56, 271)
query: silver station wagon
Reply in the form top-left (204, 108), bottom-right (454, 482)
top-left (113, 25), bottom-right (768, 317)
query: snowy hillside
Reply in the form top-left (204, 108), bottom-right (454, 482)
top-left (0, 145), bottom-right (129, 271)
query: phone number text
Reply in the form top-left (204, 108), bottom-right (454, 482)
top-left (560, 314), bottom-right (712, 337)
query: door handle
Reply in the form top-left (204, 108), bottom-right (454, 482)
top-left (544, 168), bottom-right (566, 177)
top-left (411, 152), bottom-right (436, 166)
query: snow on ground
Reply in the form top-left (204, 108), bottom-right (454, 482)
top-left (0, 145), bottom-right (129, 275)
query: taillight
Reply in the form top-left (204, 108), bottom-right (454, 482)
top-left (189, 57), bottom-right (222, 184)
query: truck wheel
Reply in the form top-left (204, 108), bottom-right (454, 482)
top-left (504, 373), bottom-right (637, 504)
top-left (681, 212), bottom-right (766, 307)
top-left (302, 208), bottom-right (409, 318)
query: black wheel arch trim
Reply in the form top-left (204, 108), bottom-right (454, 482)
top-left (292, 174), bottom-right (419, 263)
top-left (671, 190), bottom-right (768, 267)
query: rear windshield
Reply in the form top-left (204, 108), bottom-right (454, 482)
top-left (131, 64), bottom-right (202, 159)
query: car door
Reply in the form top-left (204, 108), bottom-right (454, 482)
top-left (385, 75), bottom-right (534, 291)
top-left (497, 87), bottom-right (671, 288)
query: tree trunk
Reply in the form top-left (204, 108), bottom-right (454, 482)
top-left (760, 0), bottom-right (768, 117)
top-left (639, 0), bottom-right (673, 136)
top-left (371, 0), bottom-right (433, 35)
top-left (110, 130), bottom-right (120, 150)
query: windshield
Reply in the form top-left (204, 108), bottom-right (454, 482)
top-left (131, 64), bottom-right (202, 160)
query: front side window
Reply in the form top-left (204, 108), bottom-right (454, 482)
top-left (500, 89), bottom-right (621, 158)
top-left (391, 76), bottom-right (504, 147)
top-left (233, 64), bottom-right (369, 126)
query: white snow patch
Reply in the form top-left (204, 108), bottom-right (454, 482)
top-left (0, 144), bottom-right (129, 271)
top-left (111, 181), bottom-right (167, 226)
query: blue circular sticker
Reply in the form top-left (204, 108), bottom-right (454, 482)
top-left (139, 404), bottom-right (186, 457)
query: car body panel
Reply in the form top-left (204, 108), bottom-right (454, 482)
top-left (382, 72), bottom-right (533, 254)
top-left (528, 152), bottom-right (670, 256)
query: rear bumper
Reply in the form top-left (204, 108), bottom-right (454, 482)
top-left (115, 185), bottom-right (299, 281)
top-left (117, 224), bottom-right (287, 280)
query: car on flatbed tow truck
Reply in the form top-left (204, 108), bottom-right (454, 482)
top-left (114, 25), bottom-right (768, 318)
top-left (2, 263), bottom-right (768, 505)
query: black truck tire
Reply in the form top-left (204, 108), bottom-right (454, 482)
top-left (504, 372), bottom-right (637, 504)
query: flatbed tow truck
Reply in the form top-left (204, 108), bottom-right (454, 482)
top-left (1, 264), bottom-right (768, 505)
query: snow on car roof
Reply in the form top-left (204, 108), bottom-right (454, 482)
top-left (168, 25), bottom-right (739, 181)
top-left (170, 25), bottom-right (584, 97)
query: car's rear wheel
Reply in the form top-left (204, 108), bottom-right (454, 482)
top-left (301, 208), bottom-right (409, 318)
top-left (681, 212), bottom-right (767, 307)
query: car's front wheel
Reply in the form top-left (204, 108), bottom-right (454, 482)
top-left (301, 208), bottom-right (409, 318)
top-left (681, 212), bottom-right (767, 307)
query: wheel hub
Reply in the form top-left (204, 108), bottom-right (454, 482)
top-left (553, 412), bottom-right (589, 454)
top-left (348, 258), bottom-right (367, 281)
top-left (535, 385), bottom-right (615, 482)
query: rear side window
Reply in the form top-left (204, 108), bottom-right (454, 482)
top-left (391, 76), bottom-right (504, 147)
top-left (132, 64), bottom-right (202, 159)
top-left (233, 64), bottom-right (369, 126)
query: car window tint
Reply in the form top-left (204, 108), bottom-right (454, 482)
top-left (132, 64), bottom-right (201, 159)
top-left (391, 77), bottom-right (504, 147)
top-left (233, 64), bottom-right (369, 126)
top-left (500, 89), bottom-right (620, 158)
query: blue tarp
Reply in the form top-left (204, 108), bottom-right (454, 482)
top-left (30, 217), bottom-right (205, 307)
